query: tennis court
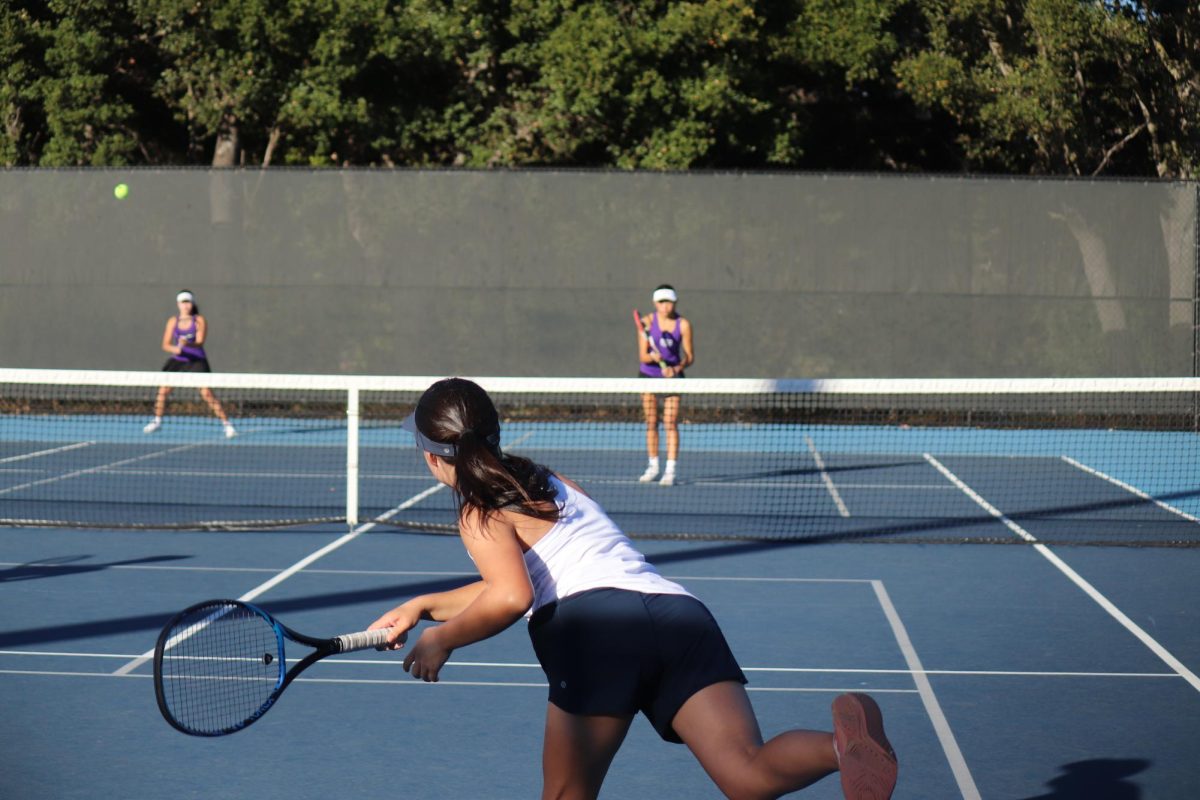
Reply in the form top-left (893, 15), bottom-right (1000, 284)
top-left (2, 369), bottom-right (1199, 798)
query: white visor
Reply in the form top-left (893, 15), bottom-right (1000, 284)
top-left (652, 288), bottom-right (678, 303)
top-left (176, 292), bottom-right (194, 303)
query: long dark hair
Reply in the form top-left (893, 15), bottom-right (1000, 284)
top-left (412, 378), bottom-right (560, 526)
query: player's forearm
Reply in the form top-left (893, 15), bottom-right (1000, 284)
top-left (429, 583), bottom-right (532, 651)
top-left (413, 580), bottom-right (487, 622)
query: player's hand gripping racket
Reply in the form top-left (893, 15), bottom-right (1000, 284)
top-left (632, 308), bottom-right (668, 372)
top-left (153, 598), bottom-right (400, 736)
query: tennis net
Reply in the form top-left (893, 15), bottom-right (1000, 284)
top-left (1, 368), bottom-right (1197, 546)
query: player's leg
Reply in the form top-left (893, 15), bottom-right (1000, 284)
top-left (639, 392), bottom-right (660, 481)
top-left (145, 386), bottom-right (172, 433)
top-left (154, 385), bottom-right (171, 417)
top-left (199, 388), bottom-right (237, 437)
top-left (672, 681), bottom-right (838, 800)
top-left (541, 704), bottom-right (634, 800)
top-left (659, 395), bottom-right (680, 485)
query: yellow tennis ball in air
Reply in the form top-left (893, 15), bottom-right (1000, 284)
top-left (113, 183), bottom-right (129, 199)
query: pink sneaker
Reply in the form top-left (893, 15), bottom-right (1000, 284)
top-left (832, 693), bottom-right (897, 800)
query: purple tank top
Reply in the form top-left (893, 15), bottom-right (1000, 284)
top-left (171, 316), bottom-right (206, 362)
top-left (638, 314), bottom-right (683, 377)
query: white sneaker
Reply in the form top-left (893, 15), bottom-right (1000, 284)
top-left (638, 463), bottom-right (659, 483)
top-left (659, 472), bottom-right (676, 487)
top-left (143, 419), bottom-right (162, 434)
top-left (224, 424), bottom-right (238, 439)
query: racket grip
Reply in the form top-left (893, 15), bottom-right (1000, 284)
top-left (335, 628), bottom-right (397, 653)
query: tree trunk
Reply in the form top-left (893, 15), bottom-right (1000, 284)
top-left (210, 118), bottom-right (239, 226)
top-left (212, 118), bottom-right (239, 167)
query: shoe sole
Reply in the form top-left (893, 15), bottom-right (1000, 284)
top-left (832, 693), bottom-right (897, 800)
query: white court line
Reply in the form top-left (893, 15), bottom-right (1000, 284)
top-left (110, 481), bottom-right (448, 676)
top-left (3, 651), bottom-right (1183, 681)
top-left (0, 562), bottom-right (477, 576)
top-left (2, 651), bottom-right (1182, 680)
top-left (0, 563), bottom-right (878, 581)
top-left (685, 481), bottom-right (956, 491)
top-left (924, 454), bottom-right (1036, 543)
top-left (71, 468), bottom-right (444, 481)
top-left (804, 435), bottom-right (851, 517)
top-left (6, 472), bottom-right (958, 492)
top-left (0, 441), bottom-right (96, 464)
top-left (0, 441), bottom-right (206, 497)
top-left (873, 580), bottom-right (981, 800)
top-left (0, 668), bottom-right (920, 694)
top-left (1061, 456), bottom-right (1200, 524)
top-left (925, 454), bottom-right (1200, 694)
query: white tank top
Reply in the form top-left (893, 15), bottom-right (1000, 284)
top-left (523, 476), bottom-right (693, 615)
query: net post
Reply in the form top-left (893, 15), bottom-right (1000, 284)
top-left (1193, 182), bottom-right (1199, 429)
top-left (346, 386), bottom-right (360, 528)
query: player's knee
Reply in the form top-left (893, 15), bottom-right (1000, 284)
top-left (540, 775), bottom-right (600, 800)
top-left (707, 768), bottom-right (775, 800)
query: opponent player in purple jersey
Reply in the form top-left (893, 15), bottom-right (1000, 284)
top-left (637, 285), bottom-right (693, 485)
top-left (143, 290), bottom-right (236, 438)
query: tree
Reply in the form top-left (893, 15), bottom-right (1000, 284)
top-left (1128, 0), bottom-right (1199, 179)
top-left (1, 1), bottom-right (152, 166)
top-left (0, 3), bottom-right (42, 165)
top-left (895, 0), bottom-right (1153, 176)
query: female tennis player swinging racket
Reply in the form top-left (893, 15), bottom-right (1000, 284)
top-left (368, 378), bottom-right (897, 800)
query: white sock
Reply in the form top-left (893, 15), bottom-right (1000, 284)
top-left (663, 459), bottom-right (677, 475)
top-left (647, 457), bottom-right (660, 470)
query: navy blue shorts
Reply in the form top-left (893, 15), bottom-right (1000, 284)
top-left (527, 588), bottom-right (746, 743)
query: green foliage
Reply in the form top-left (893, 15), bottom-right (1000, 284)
top-left (0, 5), bottom-right (41, 165)
top-left (1, 0), bottom-right (1194, 175)
top-left (895, 0), bottom-right (1175, 175)
top-left (2, 1), bottom-right (145, 166)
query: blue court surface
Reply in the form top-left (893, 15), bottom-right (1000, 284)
top-left (2, 520), bottom-right (1199, 799)
top-left (3, 412), bottom-right (1198, 544)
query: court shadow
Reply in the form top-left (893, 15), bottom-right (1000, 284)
top-left (688, 459), bottom-right (926, 484)
top-left (1017, 758), bottom-right (1149, 800)
top-left (0, 554), bottom-right (191, 583)
top-left (0, 574), bottom-right (473, 648)
top-left (627, 483), bottom-right (1200, 551)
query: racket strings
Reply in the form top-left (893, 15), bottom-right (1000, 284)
top-left (158, 602), bottom-right (281, 734)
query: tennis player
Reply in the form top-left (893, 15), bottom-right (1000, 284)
top-left (143, 290), bottom-right (236, 438)
top-left (638, 284), bottom-right (692, 486)
top-left (369, 378), bottom-right (897, 800)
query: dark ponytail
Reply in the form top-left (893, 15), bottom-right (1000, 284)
top-left (414, 379), bottom-right (560, 527)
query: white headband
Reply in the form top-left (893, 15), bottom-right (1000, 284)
top-left (176, 292), bottom-right (194, 303)
top-left (652, 288), bottom-right (677, 303)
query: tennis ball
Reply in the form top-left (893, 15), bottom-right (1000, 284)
top-left (113, 183), bottom-right (129, 199)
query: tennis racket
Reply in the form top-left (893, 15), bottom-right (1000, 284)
top-left (153, 598), bottom-right (399, 736)
top-left (633, 308), bottom-right (668, 370)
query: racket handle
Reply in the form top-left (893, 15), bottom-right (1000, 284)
top-left (335, 628), bottom-right (397, 653)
